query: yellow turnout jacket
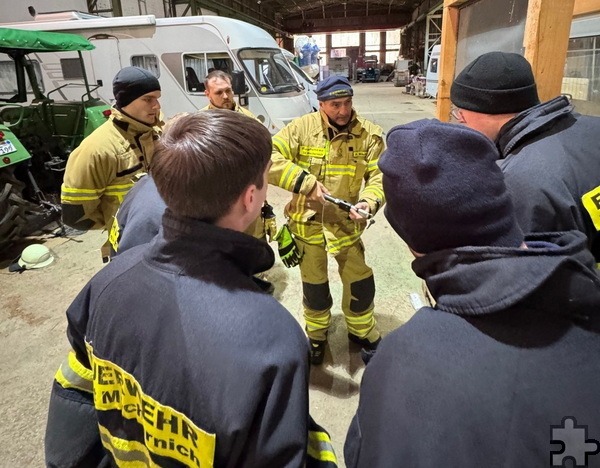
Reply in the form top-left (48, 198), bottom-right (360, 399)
top-left (270, 110), bottom-right (385, 255)
top-left (61, 108), bottom-right (163, 231)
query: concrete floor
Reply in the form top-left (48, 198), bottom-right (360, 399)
top-left (0, 82), bottom-right (436, 466)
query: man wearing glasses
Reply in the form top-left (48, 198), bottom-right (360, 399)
top-left (450, 51), bottom-right (600, 263)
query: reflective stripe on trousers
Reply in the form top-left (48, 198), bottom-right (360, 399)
top-left (297, 237), bottom-right (378, 342)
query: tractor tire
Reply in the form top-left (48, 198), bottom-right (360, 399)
top-left (0, 171), bottom-right (46, 253)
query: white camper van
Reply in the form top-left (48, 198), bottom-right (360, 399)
top-left (4, 12), bottom-right (312, 134)
top-left (425, 44), bottom-right (441, 99)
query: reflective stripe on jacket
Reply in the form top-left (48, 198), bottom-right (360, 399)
top-left (61, 108), bottom-right (162, 230)
top-left (269, 110), bottom-right (384, 255)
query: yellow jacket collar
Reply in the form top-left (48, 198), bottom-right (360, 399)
top-left (318, 109), bottom-right (363, 138)
top-left (110, 107), bottom-right (163, 134)
top-left (205, 102), bottom-right (242, 113)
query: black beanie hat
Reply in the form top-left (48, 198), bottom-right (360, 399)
top-left (379, 119), bottom-right (524, 253)
top-left (450, 52), bottom-right (540, 114)
top-left (113, 66), bottom-right (161, 109)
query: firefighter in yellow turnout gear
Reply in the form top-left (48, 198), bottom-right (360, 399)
top-left (61, 67), bottom-right (163, 260)
top-left (269, 75), bottom-right (385, 365)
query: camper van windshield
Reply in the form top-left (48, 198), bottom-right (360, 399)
top-left (238, 48), bottom-right (300, 95)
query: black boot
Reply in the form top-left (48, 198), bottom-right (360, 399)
top-left (309, 339), bottom-right (327, 366)
top-left (348, 333), bottom-right (381, 351)
top-left (349, 334), bottom-right (381, 365)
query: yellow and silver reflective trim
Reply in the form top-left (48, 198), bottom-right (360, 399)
top-left (299, 232), bottom-right (325, 245)
top-left (99, 425), bottom-right (161, 468)
top-left (345, 309), bottom-right (376, 327)
top-left (367, 160), bottom-right (379, 171)
top-left (296, 159), bottom-right (311, 170)
top-left (273, 135), bottom-right (292, 160)
top-left (362, 186), bottom-right (385, 202)
top-left (279, 164), bottom-right (304, 191)
top-left (322, 164), bottom-right (355, 177)
top-left (61, 185), bottom-right (102, 202)
top-left (327, 231), bottom-right (362, 255)
top-left (105, 182), bottom-right (135, 202)
top-left (292, 224), bottom-right (324, 244)
top-left (54, 350), bottom-right (93, 393)
top-left (305, 314), bottom-right (332, 331)
top-left (307, 428), bottom-right (338, 464)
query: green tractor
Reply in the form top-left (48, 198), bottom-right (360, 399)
top-left (0, 27), bottom-right (110, 252)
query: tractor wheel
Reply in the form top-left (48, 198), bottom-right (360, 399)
top-left (0, 170), bottom-right (45, 253)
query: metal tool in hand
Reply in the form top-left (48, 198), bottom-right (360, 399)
top-left (323, 194), bottom-right (373, 219)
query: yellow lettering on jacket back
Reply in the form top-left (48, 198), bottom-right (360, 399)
top-left (582, 185), bottom-right (600, 231)
top-left (87, 343), bottom-right (215, 467)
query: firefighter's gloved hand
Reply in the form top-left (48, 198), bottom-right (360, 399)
top-left (262, 202), bottom-right (278, 243)
top-left (274, 224), bottom-right (302, 268)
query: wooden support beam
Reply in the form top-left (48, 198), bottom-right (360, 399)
top-left (436, 0), bottom-right (459, 122)
top-left (437, 0), bottom-right (579, 120)
top-left (523, 0), bottom-right (575, 102)
top-left (573, 0), bottom-right (600, 16)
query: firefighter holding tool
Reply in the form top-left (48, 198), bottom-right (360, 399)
top-left (270, 75), bottom-right (385, 365)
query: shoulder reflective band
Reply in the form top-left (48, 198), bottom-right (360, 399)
top-left (54, 350), bottom-right (93, 393)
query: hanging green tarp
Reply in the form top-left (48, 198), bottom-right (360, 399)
top-left (0, 27), bottom-right (94, 52)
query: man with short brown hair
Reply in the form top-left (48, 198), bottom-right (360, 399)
top-left (46, 110), bottom-right (319, 467)
top-left (202, 69), bottom-right (255, 118)
top-left (108, 71), bottom-right (275, 259)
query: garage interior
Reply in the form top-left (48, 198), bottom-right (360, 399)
top-left (84, 0), bottom-right (442, 82)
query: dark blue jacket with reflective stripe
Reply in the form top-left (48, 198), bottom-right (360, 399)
top-left (497, 96), bottom-right (600, 260)
top-left (51, 210), bottom-right (311, 467)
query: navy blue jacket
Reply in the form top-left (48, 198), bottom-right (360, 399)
top-left (50, 210), bottom-right (310, 467)
top-left (345, 231), bottom-right (600, 467)
top-left (497, 97), bottom-right (600, 260)
top-left (110, 174), bottom-right (165, 256)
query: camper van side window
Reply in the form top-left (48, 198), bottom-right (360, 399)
top-left (131, 55), bottom-right (160, 78)
top-left (206, 54), bottom-right (234, 75)
top-left (429, 58), bottom-right (438, 74)
top-left (183, 54), bottom-right (206, 93)
top-left (180, 53), bottom-right (233, 93)
top-left (0, 59), bottom-right (44, 96)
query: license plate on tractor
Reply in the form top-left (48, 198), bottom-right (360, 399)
top-left (0, 139), bottom-right (17, 155)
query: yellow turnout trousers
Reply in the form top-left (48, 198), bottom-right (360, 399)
top-left (297, 237), bottom-right (379, 342)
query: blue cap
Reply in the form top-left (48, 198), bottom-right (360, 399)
top-left (316, 76), bottom-right (353, 101)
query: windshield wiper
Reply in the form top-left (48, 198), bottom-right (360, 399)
top-left (274, 83), bottom-right (302, 93)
